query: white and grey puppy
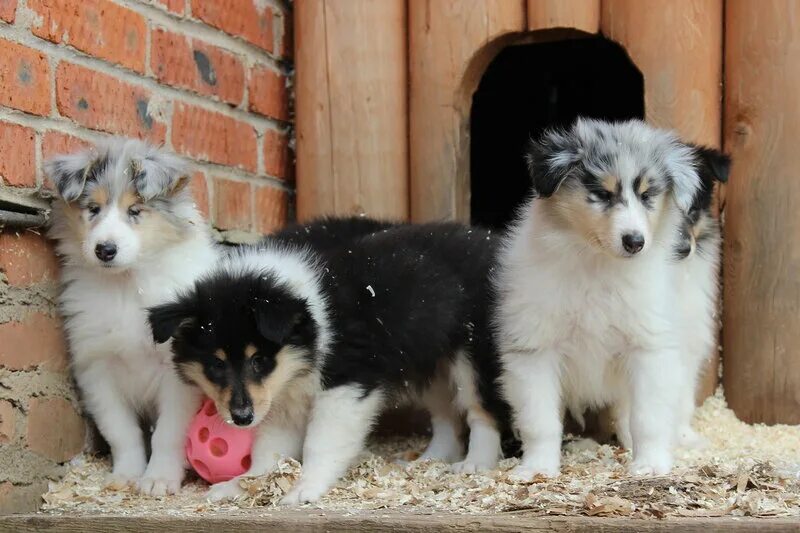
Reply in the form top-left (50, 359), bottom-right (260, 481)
top-left (46, 139), bottom-right (219, 495)
top-left (494, 119), bottom-right (707, 478)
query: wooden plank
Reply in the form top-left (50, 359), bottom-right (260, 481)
top-left (601, 0), bottom-right (723, 401)
top-left (528, 0), bottom-right (600, 33)
top-left (294, 0), bottom-right (408, 221)
top-left (3, 512), bottom-right (800, 533)
top-left (722, 0), bottom-right (800, 424)
top-left (409, 0), bottom-right (526, 222)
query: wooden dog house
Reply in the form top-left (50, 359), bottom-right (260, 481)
top-left (294, 0), bottom-right (800, 425)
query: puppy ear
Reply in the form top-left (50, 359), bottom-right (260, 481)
top-left (254, 298), bottom-right (311, 346)
top-left (525, 128), bottom-right (582, 198)
top-left (148, 299), bottom-right (195, 344)
top-left (134, 147), bottom-right (190, 201)
top-left (44, 149), bottom-right (99, 202)
top-left (693, 145), bottom-right (731, 184)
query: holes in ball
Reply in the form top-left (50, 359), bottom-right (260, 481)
top-left (198, 427), bottom-right (210, 443)
top-left (209, 437), bottom-right (228, 457)
top-left (241, 454), bottom-right (252, 470)
top-left (204, 402), bottom-right (217, 416)
top-left (193, 459), bottom-right (210, 481)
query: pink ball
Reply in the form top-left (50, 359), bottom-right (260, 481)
top-left (185, 398), bottom-right (255, 484)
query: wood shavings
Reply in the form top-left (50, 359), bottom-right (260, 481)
top-left (41, 388), bottom-right (800, 520)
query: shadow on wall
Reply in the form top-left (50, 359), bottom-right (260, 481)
top-left (470, 37), bottom-right (644, 230)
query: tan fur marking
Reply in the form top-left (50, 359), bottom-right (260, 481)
top-left (248, 346), bottom-right (311, 423)
top-left (213, 349), bottom-right (227, 361)
top-left (244, 344), bottom-right (258, 359)
top-left (88, 186), bottom-right (109, 206)
top-left (117, 189), bottom-right (142, 211)
top-left (601, 175), bottom-right (618, 194)
top-left (179, 361), bottom-right (232, 418)
top-left (636, 175), bottom-right (650, 196)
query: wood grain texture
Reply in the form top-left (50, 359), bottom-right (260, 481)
top-left (602, 0), bottom-right (724, 401)
top-left (722, 0), bottom-right (800, 424)
top-left (294, 0), bottom-right (408, 221)
top-left (409, 0), bottom-right (526, 222)
top-left (3, 512), bottom-right (799, 532)
top-left (528, 0), bottom-right (600, 33)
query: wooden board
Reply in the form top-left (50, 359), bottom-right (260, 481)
top-left (528, 0), bottom-right (600, 33)
top-left (722, 0), bottom-right (800, 424)
top-left (3, 512), bottom-right (800, 533)
top-left (294, 0), bottom-right (408, 221)
top-left (409, 0), bottom-right (526, 222)
top-left (601, 0), bottom-right (724, 401)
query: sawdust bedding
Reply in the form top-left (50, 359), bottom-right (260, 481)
top-left (41, 389), bottom-right (800, 520)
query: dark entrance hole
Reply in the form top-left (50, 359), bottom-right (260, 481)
top-left (470, 37), bottom-right (645, 230)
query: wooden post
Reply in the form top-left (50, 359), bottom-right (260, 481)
top-left (294, 0), bottom-right (408, 221)
top-left (409, 0), bottom-right (526, 222)
top-left (602, 0), bottom-right (723, 401)
top-left (528, 0), bottom-right (600, 33)
top-left (722, 0), bottom-right (800, 424)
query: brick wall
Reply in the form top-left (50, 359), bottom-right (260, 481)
top-left (0, 0), bottom-right (293, 512)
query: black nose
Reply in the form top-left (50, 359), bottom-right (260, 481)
top-left (621, 233), bottom-right (645, 254)
top-left (230, 406), bottom-right (253, 426)
top-left (94, 242), bottom-right (117, 262)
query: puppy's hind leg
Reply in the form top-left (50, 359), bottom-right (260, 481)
top-left (281, 385), bottom-right (383, 505)
top-left (417, 375), bottom-right (464, 464)
top-left (450, 354), bottom-right (502, 473)
top-left (78, 363), bottom-right (147, 489)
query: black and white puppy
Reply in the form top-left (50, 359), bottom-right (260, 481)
top-left (46, 139), bottom-right (219, 495)
top-left (149, 222), bottom-right (508, 504)
top-left (494, 119), bottom-right (713, 479)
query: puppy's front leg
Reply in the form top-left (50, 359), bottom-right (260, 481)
top-left (281, 385), bottom-right (383, 505)
top-left (627, 348), bottom-right (680, 475)
top-left (501, 349), bottom-right (563, 479)
top-left (139, 374), bottom-right (201, 496)
top-left (207, 421), bottom-right (305, 501)
top-left (78, 363), bottom-right (147, 489)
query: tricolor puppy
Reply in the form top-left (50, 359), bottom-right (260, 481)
top-left (149, 223), bottom-right (508, 504)
top-left (494, 119), bottom-right (708, 478)
top-left (46, 139), bottom-right (219, 495)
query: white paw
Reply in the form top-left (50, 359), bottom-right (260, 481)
top-left (417, 443), bottom-right (463, 464)
top-left (207, 478), bottom-right (245, 502)
top-left (104, 472), bottom-right (138, 491)
top-left (677, 427), bottom-right (708, 450)
top-left (280, 481), bottom-right (328, 505)
top-left (507, 459), bottom-right (559, 482)
top-left (138, 462), bottom-right (184, 496)
top-left (629, 453), bottom-right (673, 476)
top-left (451, 457), bottom-right (496, 474)
top-left (138, 476), bottom-right (181, 497)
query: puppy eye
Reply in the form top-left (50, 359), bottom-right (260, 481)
top-left (593, 190), bottom-right (613, 202)
top-left (127, 205), bottom-right (143, 218)
top-left (251, 354), bottom-right (265, 374)
top-left (87, 203), bottom-right (101, 216)
top-left (640, 190), bottom-right (651, 201)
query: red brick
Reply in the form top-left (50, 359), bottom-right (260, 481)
top-left (192, 0), bottom-right (273, 53)
top-left (27, 398), bottom-right (85, 462)
top-left (253, 185), bottom-right (287, 234)
top-left (0, 122), bottom-right (35, 187)
top-left (0, 400), bottom-right (16, 444)
top-left (213, 178), bottom-right (251, 231)
top-left (248, 65), bottom-right (288, 121)
top-left (28, 0), bottom-right (146, 73)
top-left (0, 232), bottom-right (59, 286)
top-left (0, 0), bottom-right (16, 22)
top-left (276, 9), bottom-right (291, 59)
top-left (0, 40), bottom-right (51, 116)
top-left (191, 171), bottom-right (210, 218)
top-left (151, 27), bottom-right (245, 105)
top-left (41, 131), bottom-right (89, 161)
top-left (155, 0), bottom-right (183, 14)
top-left (0, 313), bottom-right (68, 371)
top-left (56, 62), bottom-right (166, 143)
top-left (263, 128), bottom-right (290, 180)
top-left (172, 103), bottom-right (257, 171)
